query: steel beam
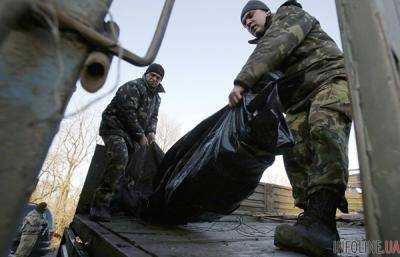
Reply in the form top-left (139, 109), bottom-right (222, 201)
top-left (0, 0), bottom-right (112, 255)
top-left (336, 0), bottom-right (400, 254)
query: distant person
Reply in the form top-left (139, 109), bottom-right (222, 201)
top-left (230, 1), bottom-right (352, 256)
top-left (14, 202), bottom-right (48, 257)
top-left (90, 63), bottom-right (166, 222)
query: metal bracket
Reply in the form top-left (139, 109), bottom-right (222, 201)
top-left (37, 0), bottom-right (175, 67)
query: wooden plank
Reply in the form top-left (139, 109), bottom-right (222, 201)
top-left (277, 210), bottom-right (302, 216)
top-left (272, 187), bottom-right (293, 196)
top-left (253, 185), bottom-right (265, 194)
top-left (347, 200), bottom-right (363, 205)
top-left (265, 184), bottom-right (275, 213)
top-left (273, 191), bottom-right (293, 199)
top-left (275, 197), bottom-right (294, 205)
top-left (244, 182), bottom-right (363, 215)
top-left (100, 216), bottom-right (312, 257)
top-left (246, 192), bottom-right (265, 202)
top-left (236, 205), bottom-right (266, 214)
top-left (69, 214), bottom-right (367, 257)
top-left (347, 201), bottom-right (363, 205)
top-left (241, 198), bottom-right (265, 205)
top-left (71, 215), bottom-right (150, 257)
top-left (271, 193), bottom-right (294, 201)
top-left (274, 202), bottom-right (298, 210)
top-left (345, 192), bottom-right (363, 198)
top-left (240, 200), bottom-right (266, 208)
top-left (245, 193), bottom-right (265, 200)
top-left (264, 182), bottom-right (268, 212)
top-left (346, 197), bottom-right (363, 201)
top-left (271, 184), bottom-right (292, 191)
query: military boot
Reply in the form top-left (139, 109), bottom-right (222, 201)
top-left (89, 188), bottom-right (113, 222)
top-left (274, 189), bottom-right (340, 257)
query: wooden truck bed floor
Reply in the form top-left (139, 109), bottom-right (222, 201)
top-left (64, 214), bottom-right (366, 257)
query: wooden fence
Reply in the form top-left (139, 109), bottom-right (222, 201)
top-left (238, 183), bottom-right (363, 216)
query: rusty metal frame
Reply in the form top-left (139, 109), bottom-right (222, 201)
top-left (37, 0), bottom-right (175, 67)
top-left (0, 0), bottom-right (175, 255)
top-left (336, 0), bottom-right (400, 253)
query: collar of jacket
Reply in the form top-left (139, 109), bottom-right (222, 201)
top-left (141, 76), bottom-right (166, 93)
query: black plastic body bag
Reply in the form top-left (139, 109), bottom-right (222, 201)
top-left (122, 85), bottom-right (294, 224)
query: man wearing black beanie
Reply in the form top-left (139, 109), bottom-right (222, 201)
top-left (240, 0), bottom-right (270, 37)
top-left (90, 63), bottom-right (166, 222)
top-left (230, 1), bottom-right (352, 256)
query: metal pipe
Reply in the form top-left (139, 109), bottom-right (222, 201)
top-left (37, 0), bottom-right (175, 67)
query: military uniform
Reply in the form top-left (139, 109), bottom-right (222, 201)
top-left (91, 76), bottom-right (165, 219)
top-left (237, 1), bottom-right (353, 255)
top-left (14, 209), bottom-right (47, 257)
top-left (235, 3), bottom-right (352, 212)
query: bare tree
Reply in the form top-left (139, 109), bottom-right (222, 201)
top-left (155, 112), bottom-right (182, 152)
top-left (30, 111), bottom-right (98, 238)
top-left (54, 113), bottom-right (97, 213)
top-left (31, 111), bottom-right (182, 241)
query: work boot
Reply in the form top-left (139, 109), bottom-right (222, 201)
top-left (89, 189), bottom-right (112, 222)
top-left (274, 189), bottom-right (340, 257)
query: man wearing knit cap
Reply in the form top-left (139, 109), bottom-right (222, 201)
top-left (90, 63), bottom-right (166, 222)
top-left (230, 1), bottom-right (352, 256)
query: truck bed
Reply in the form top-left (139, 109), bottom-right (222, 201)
top-left (60, 214), bottom-right (366, 257)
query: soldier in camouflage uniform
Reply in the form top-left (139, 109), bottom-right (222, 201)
top-left (230, 1), bottom-right (352, 256)
top-left (14, 202), bottom-right (48, 257)
top-left (90, 63), bottom-right (165, 222)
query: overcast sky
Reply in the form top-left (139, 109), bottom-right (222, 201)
top-left (66, 0), bottom-right (359, 186)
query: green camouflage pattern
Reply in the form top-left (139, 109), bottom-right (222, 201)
top-left (100, 76), bottom-right (164, 147)
top-left (14, 234), bottom-right (39, 257)
top-left (94, 76), bottom-right (164, 212)
top-left (92, 135), bottom-right (130, 208)
top-left (19, 209), bottom-right (47, 235)
top-left (234, 4), bottom-right (347, 112)
top-left (14, 209), bottom-right (47, 257)
top-left (283, 79), bottom-right (352, 212)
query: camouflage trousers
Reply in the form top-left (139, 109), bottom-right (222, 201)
top-left (92, 135), bottom-right (130, 208)
top-left (14, 234), bottom-right (39, 257)
top-left (283, 79), bottom-right (352, 212)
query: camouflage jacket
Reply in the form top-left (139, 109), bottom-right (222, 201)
top-left (20, 210), bottom-right (47, 235)
top-left (235, 3), bottom-right (347, 113)
top-left (99, 77), bottom-right (165, 147)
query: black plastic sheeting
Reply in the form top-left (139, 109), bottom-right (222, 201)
top-left (121, 83), bottom-right (294, 224)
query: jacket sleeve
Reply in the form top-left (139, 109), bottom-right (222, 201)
top-left (147, 98), bottom-right (160, 134)
top-left (116, 82), bottom-right (145, 140)
top-left (234, 6), bottom-right (314, 88)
